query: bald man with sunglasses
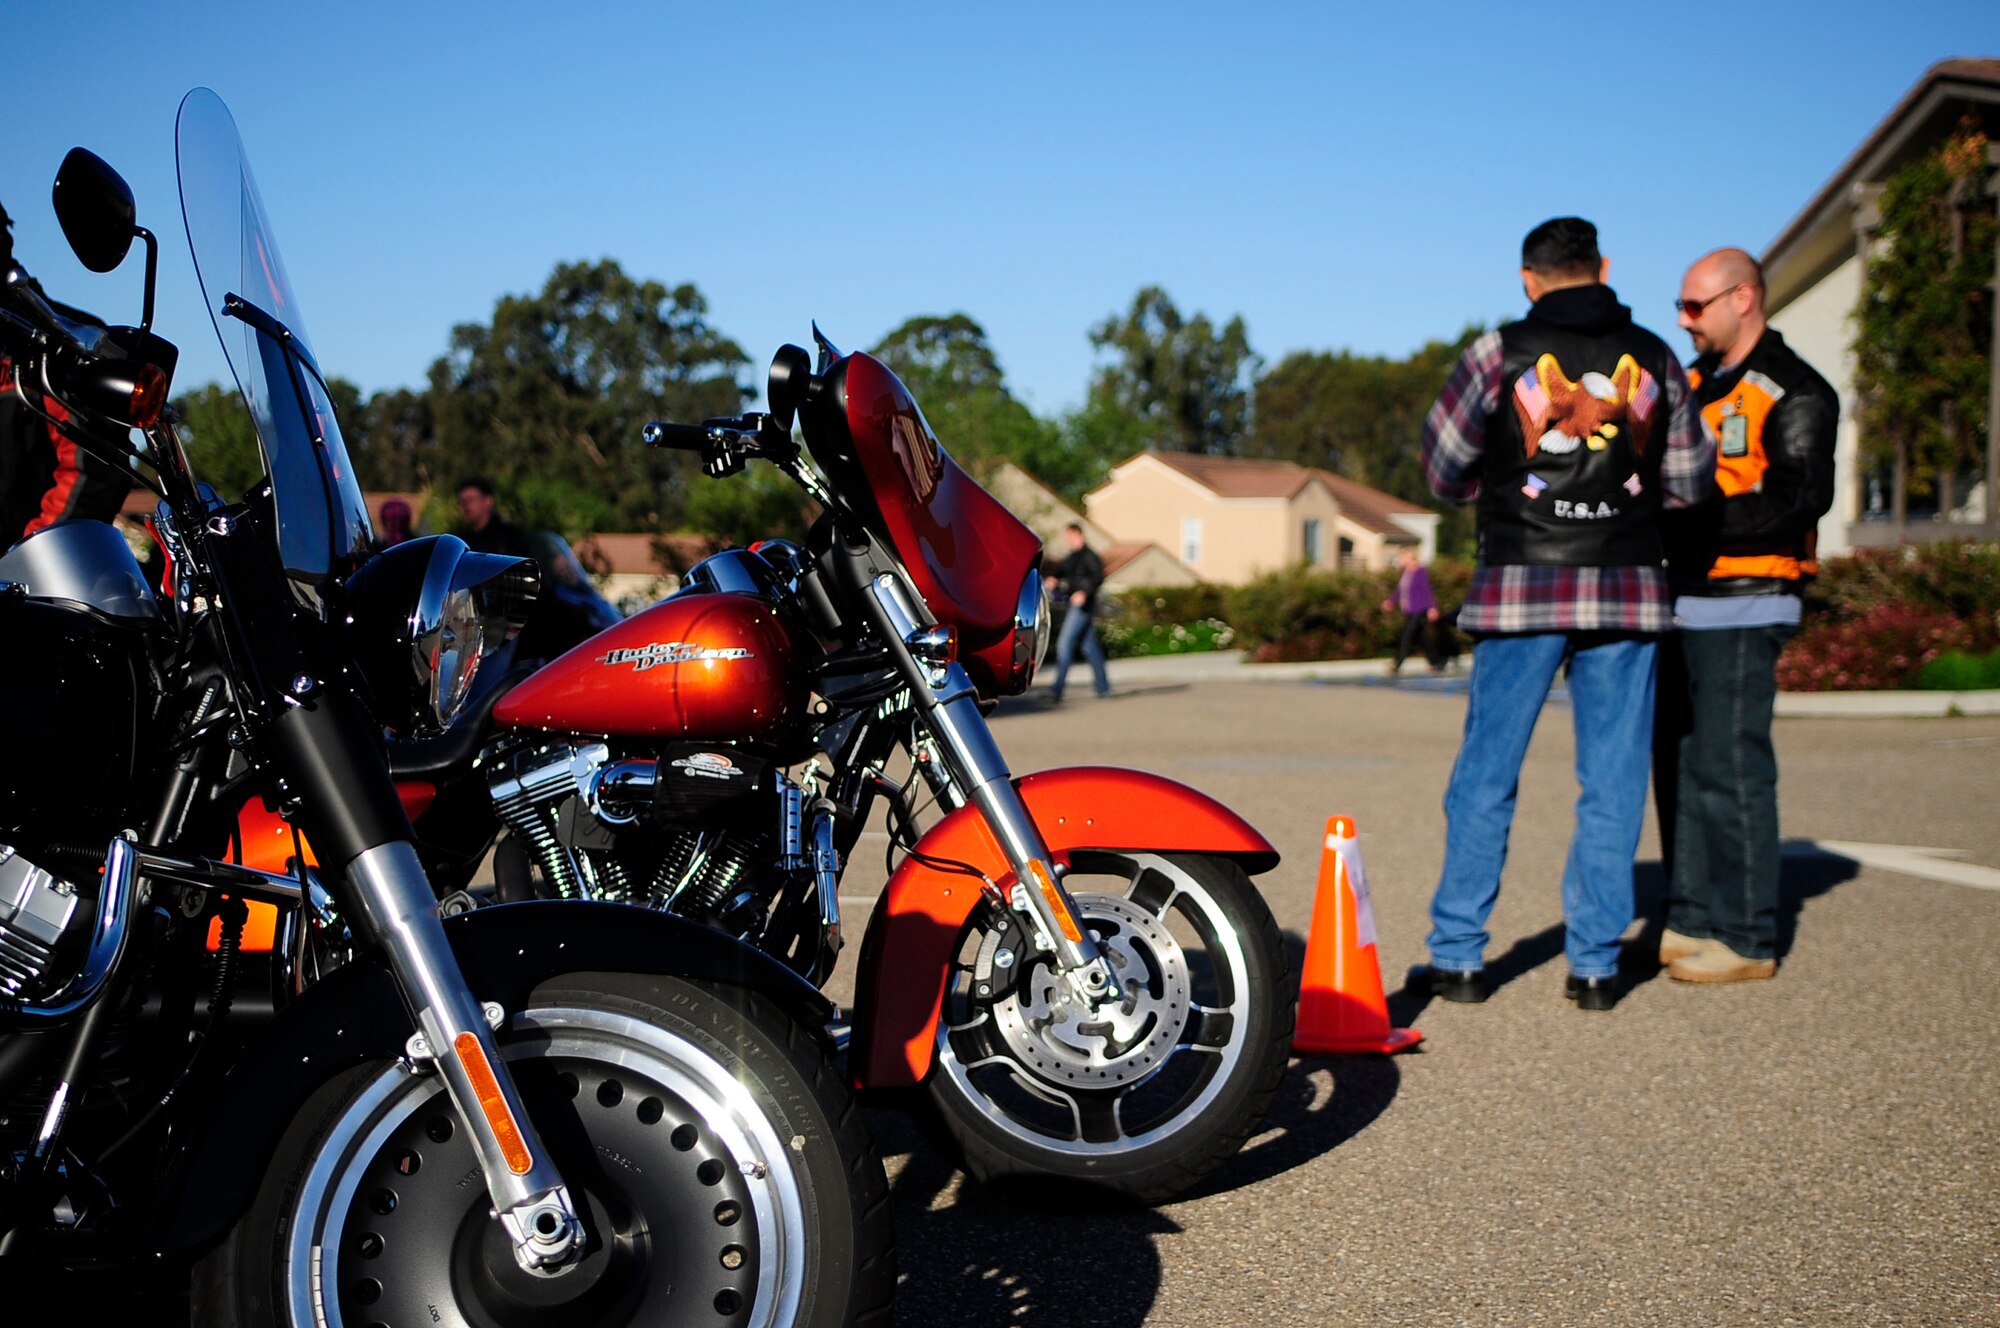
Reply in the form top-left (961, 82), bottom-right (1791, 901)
top-left (1655, 248), bottom-right (1838, 984)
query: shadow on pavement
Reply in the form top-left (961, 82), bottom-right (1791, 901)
top-left (1624, 847), bottom-right (1861, 974)
top-left (1161, 927), bottom-right (1404, 1201)
top-left (1191, 1051), bottom-right (1401, 1199)
top-left (1773, 842), bottom-right (1863, 957)
top-left (868, 1104), bottom-right (1176, 1327)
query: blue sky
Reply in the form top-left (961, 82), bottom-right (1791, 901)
top-left (3, 3), bottom-right (1993, 423)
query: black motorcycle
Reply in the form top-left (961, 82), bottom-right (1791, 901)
top-left (0, 90), bottom-right (891, 1326)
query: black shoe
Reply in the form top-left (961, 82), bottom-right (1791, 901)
top-left (1564, 974), bottom-right (1619, 1011)
top-left (1420, 966), bottom-right (1490, 1003)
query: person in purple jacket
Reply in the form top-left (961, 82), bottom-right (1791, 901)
top-left (1383, 548), bottom-right (1443, 673)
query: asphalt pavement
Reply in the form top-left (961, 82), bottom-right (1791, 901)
top-left (843, 664), bottom-right (2000, 1327)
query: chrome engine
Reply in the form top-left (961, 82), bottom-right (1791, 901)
top-left (483, 737), bottom-right (843, 982)
top-left (0, 845), bottom-right (85, 1003)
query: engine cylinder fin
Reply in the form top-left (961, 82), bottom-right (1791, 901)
top-left (486, 742), bottom-right (597, 900)
top-left (0, 848), bottom-right (82, 999)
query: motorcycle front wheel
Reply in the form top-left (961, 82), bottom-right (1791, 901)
top-left (927, 851), bottom-right (1292, 1203)
top-left (195, 972), bottom-right (894, 1328)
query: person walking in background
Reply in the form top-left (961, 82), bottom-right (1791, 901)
top-left (377, 497), bottom-right (414, 546)
top-left (1046, 522), bottom-right (1111, 703)
top-left (1383, 547), bottom-right (1443, 674)
top-left (1654, 248), bottom-right (1837, 985)
top-left (1417, 217), bottom-right (1713, 1012)
top-left (454, 475), bottom-right (532, 558)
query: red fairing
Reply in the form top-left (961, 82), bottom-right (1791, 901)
top-left (843, 353), bottom-right (1043, 692)
top-left (494, 592), bottom-right (806, 740)
top-left (845, 766), bottom-right (1281, 1090)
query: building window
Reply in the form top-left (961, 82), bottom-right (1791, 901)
top-left (1337, 536), bottom-right (1355, 569)
top-left (1181, 517), bottom-right (1202, 566)
top-left (1302, 518), bottom-right (1322, 565)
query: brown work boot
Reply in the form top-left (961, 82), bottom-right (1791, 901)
top-left (1667, 944), bottom-right (1777, 984)
top-left (1658, 928), bottom-right (1719, 965)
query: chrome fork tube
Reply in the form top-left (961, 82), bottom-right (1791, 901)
top-left (866, 574), bottom-right (1117, 997)
top-left (343, 842), bottom-right (582, 1270)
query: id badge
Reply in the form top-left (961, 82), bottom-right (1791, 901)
top-left (1720, 413), bottom-right (1749, 458)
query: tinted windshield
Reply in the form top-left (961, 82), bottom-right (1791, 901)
top-left (176, 88), bottom-right (371, 588)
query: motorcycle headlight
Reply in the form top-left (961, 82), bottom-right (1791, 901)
top-left (343, 535), bottom-right (539, 734)
top-left (1008, 567), bottom-right (1053, 693)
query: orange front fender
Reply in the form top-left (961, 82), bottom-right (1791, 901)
top-left (847, 765), bottom-right (1277, 1090)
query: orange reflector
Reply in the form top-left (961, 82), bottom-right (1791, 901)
top-left (454, 1031), bottom-right (533, 1174)
top-left (130, 363), bottom-right (169, 427)
top-left (1028, 859), bottom-right (1082, 943)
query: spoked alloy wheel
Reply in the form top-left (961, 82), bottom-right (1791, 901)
top-left (928, 852), bottom-right (1291, 1203)
top-left (198, 974), bottom-right (893, 1328)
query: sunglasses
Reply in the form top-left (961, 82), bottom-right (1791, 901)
top-left (1674, 283), bottom-right (1744, 317)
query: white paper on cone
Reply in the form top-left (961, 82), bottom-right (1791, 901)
top-left (1328, 831), bottom-right (1378, 950)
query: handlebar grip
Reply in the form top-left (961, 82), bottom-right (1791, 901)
top-left (643, 421), bottom-right (715, 451)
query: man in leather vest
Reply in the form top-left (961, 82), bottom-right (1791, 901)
top-left (1655, 248), bottom-right (1837, 984)
top-left (1419, 217), bottom-right (1713, 1011)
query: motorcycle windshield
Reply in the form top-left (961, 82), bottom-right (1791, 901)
top-left (176, 88), bottom-right (371, 588)
top-left (835, 353), bottom-right (1042, 640)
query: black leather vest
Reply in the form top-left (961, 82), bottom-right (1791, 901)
top-left (1479, 286), bottom-right (1675, 566)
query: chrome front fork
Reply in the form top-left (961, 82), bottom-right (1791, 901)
top-left (869, 575), bottom-right (1121, 1005)
top-left (344, 843), bottom-right (582, 1271)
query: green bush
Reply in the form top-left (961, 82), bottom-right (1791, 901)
top-left (1228, 567), bottom-right (1395, 661)
top-left (1099, 544), bottom-right (2000, 684)
top-left (1098, 584), bottom-right (1230, 659)
top-left (1101, 617), bottom-right (1238, 658)
top-left (1103, 584), bottom-right (1231, 631)
top-left (1916, 648), bottom-right (2000, 691)
top-left (1225, 557), bottom-right (1474, 663)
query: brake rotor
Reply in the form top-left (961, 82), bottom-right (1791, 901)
top-left (991, 893), bottom-right (1191, 1089)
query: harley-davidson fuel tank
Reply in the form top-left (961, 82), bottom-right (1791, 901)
top-left (494, 589), bottom-right (806, 740)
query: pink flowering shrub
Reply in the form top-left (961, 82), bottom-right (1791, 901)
top-left (1777, 602), bottom-right (1972, 691)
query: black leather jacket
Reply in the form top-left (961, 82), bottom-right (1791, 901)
top-left (1666, 328), bottom-right (1837, 598)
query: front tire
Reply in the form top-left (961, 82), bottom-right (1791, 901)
top-left (195, 972), bottom-right (893, 1327)
top-left (926, 852), bottom-right (1291, 1203)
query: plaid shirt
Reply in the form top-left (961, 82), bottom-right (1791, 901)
top-left (1422, 327), bottom-right (1712, 634)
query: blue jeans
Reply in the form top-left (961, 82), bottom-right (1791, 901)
top-left (1050, 605), bottom-right (1109, 699)
top-left (1427, 632), bottom-right (1658, 981)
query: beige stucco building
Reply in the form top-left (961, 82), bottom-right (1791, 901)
top-left (1762, 58), bottom-right (2000, 552)
top-left (1083, 451), bottom-right (1439, 584)
top-left (981, 460), bottom-right (1198, 591)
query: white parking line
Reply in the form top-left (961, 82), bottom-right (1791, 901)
top-left (1790, 839), bottom-right (2000, 892)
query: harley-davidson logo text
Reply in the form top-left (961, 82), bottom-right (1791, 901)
top-left (598, 641), bottom-right (754, 672)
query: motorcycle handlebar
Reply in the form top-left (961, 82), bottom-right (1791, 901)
top-left (642, 421), bottom-right (717, 451)
top-left (3, 264), bottom-right (91, 359)
top-left (644, 414), bottom-right (799, 481)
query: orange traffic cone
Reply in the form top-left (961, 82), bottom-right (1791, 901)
top-left (1293, 815), bottom-right (1423, 1055)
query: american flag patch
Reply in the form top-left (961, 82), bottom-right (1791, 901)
top-left (1629, 370), bottom-right (1660, 422)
